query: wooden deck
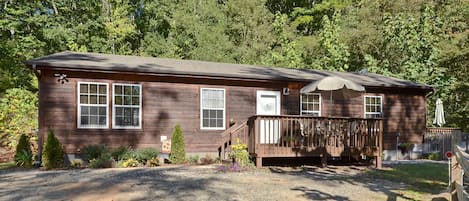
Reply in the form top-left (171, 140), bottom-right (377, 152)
top-left (219, 115), bottom-right (383, 168)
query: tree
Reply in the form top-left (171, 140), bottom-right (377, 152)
top-left (314, 12), bottom-right (350, 71)
top-left (170, 124), bottom-right (185, 163)
top-left (0, 88), bottom-right (38, 148)
top-left (42, 130), bottom-right (64, 169)
top-left (262, 13), bottom-right (304, 68)
top-left (14, 134), bottom-right (33, 167)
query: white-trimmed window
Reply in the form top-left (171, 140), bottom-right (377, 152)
top-left (78, 82), bottom-right (109, 128)
top-left (200, 88), bottom-right (225, 129)
top-left (364, 96), bottom-right (382, 118)
top-left (301, 93), bottom-right (321, 116)
top-left (113, 84), bottom-right (142, 129)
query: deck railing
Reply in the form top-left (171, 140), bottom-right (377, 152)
top-left (219, 120), bottom-right (249, 160)
top-left (450, 130), bottom-right (468, 201)
top-left (249, 115), bottom-right (383, 168)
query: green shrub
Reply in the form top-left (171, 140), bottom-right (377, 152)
top-left (428, 152), bottom-right (440, 161)
top-left (111, 146), bottom-right (131, 161)
top-left (122, 158), bottom-right (139, 168)
top-left (82, 145), bottom-right (109, 162)
top-left (146, 158), bottom-right (160, 167)
top-left (15, 150), bottom-right (33, 168)
top-left (135, 147), bottom-right (159, 164)
top-left (88, 152), bottom-right (114, 168)
top-left (170, 124), bottom-right (185, 164)
top-left (14, 134), bottom-right (32, 167)
top-left (42, 131), bottom-right (64, 169)
top-left (188, 155), bottom-right (200, 164)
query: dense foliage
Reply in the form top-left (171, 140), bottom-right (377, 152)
top-left (14, 134), bottom-right (33, 167)
top-left (0, 88), bottom-right (38, 148)
top-left (42, 131), bottom-right (64, 169)
top-left (170, 124), bottom-right (186, 163)
top-left (0, 0), bottom-right (467, 132)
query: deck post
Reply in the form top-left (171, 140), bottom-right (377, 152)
top-left (376, 119), bottom-right (383, 169)
top-left (256, 157), bottom-right (262, 168)
top-left (221, 143), bottom-right (225, 160)
top-left (320, 154), bottom-right (327, 167)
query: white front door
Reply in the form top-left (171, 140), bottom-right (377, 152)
top-left (257, 91), bottom-right (281, 144)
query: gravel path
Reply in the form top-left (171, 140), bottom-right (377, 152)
top-left (0, 164), bottom-right (447, 201)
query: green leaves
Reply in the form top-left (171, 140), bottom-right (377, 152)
top-left (0, 88), bottom-right (38, 148)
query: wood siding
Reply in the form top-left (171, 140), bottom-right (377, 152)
top-left (38, 69), bottom-right (427, 153)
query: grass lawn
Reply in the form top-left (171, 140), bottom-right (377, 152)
top-left (0, 161), bottom-right (16, 170)
top-left (368, 162), bottom-right (448, 198)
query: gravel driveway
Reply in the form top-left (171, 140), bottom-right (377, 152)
top-left (0, 164), bottom-right (446, 201)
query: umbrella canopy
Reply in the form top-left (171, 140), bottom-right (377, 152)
top-left (433, 98), bottom-right (446, 127)
top-left (300, 76), bottom-right (365, 94)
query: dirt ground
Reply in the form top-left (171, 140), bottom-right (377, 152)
top-left (0, 164), bottom-right (448, 201)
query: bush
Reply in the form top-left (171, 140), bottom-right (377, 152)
top-left (14, 134), bottom-right (32, 167)
top-left (42, 131), bottom-right (64, 169)
top-left (82, 145), bottom-right (109, 162)
top-left (428, 152), bottom-right (440, 161)
top-left (88, 152), bottom-right (114, 168)
top-left (188, 155), bottom-right (200, 164)
top-left (146, 158), bottom-right (160, 167)
top-left (170, 124), bottom-right (185, 163)
top-left (135, 147), bottom-right (159, 164)
top-left (111, 146), bottom-right (131, 161)
top-left (15, 150), bottom-right (33, 168)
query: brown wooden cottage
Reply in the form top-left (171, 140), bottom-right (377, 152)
top-left (26, 51), bottom-right (432, 167)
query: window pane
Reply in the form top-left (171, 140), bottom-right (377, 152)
top-left (99, 107), bottom-right (106, 116)
top-left (124, 96), bottom-right (131, 105)
top-left (90, 106), bottom-right (98, 115)
top-left (90, 116), bottom-right (98, 125)
top-left (81, 106), bottom-right (89, 115)
top-left (80, 95), bottom-right (88, 104)
top-left (124, 108), bottom-right (131, 117)
top-left (81, 116), bottom-right (89, 125)
top-left (132, 97), bottom-right (139, 105)
top-left (132, 86), bottom-right (140, 95)
top-left (124, 86), bottom-right (132, 95)
top-left (99, 85), bottom-right (106, 94)
top-left (203, 110), bottom-right (209, 118)
top-left (80, 84), bottom-right (88, 93)
top-left (90, 95), bottom-right (97, 104)
top-left (216, 110), bottom-right (223, 118)
top-left (301, 95), bottom-right (307, 103)
top-left (115, 85), bottom-right (122, 95)
top-left (115, 95), bottom-right (122, 105)
top-left (313, 95), bottom-right (319, 102)
top-left (216, 119), bottom-right (223, 128)
top-left (366, 98), bottom-right (370, 104)
top-left (99, 95), bottom-right (106, 104)
top-left (90, 85), bottom-right (97, 94)
top-left (99, 116), bottom-right (106, 125)
top-left (115, 107), bottom-right (123, 116)
top-left (203, 119), bottom-right (209, 127)
top-left (117, 117), bottom-right (124, 126)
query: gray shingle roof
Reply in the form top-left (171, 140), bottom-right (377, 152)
top-left (25, 51), bottom-right (432, 90)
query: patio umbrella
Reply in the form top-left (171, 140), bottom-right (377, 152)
top-left (300, 76), bottom-right (365, 93)
top-left (300, 76), bottom-right (365, 116)
top-left (433, 98), bottom-right (446, 127)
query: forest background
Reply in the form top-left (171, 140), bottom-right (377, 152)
top-left (0, 0), bottom-right (467, 149)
